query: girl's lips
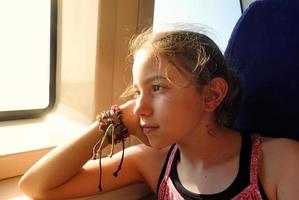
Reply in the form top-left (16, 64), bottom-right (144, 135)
top-left (141, 126), bottom-right (158, 134)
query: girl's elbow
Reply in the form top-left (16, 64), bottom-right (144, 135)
top-left (18, 175), bottom-right (45, 200)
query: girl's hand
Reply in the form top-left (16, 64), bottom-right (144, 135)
top-left (120, 100), bottom-right (151, 146)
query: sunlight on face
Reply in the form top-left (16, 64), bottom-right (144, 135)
top-left (132, 49), bottom-right (206, 149)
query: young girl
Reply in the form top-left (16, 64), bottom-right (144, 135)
top-left (19, 28), bottom-right (299, 199)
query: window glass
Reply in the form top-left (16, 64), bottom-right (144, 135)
top-left (0, 0), bottom-right (57, 120)
top-left (153, 0), bottom-right (242, 52)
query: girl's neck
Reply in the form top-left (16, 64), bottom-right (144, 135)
top-left (176, 124), bottom-right (241, 168)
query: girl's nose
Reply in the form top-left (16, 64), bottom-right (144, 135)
top-left (133, 94), bottom-right (152, 117)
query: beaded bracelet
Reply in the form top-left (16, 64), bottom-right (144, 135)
top-left (92, 105), bottom-right (129, 191)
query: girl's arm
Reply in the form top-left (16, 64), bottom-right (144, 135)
top-left (18, 101), bottom-right (147, 199)
top-left (275, 139), bottom-right (299, 199)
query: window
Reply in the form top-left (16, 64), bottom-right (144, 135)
top-left (0, 0), bottom-right (57, 121)
top-left (153, 0), bottom-right (242, 52)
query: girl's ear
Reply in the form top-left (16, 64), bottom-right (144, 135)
top-left (203, 77), bottom-right (228, 112)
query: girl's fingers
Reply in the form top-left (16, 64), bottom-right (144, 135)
top-left (120, 101), bottom-right (151, 146)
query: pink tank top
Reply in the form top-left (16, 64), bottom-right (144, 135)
top-left (158, 134), bottom-right (264, 200)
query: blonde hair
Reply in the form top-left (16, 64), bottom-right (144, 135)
top-left (124, 27), bottom-right (242, 128)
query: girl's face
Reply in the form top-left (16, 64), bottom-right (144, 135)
top-left (132, 50), bottom-right (208, 149)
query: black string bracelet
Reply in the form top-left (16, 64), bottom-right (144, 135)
top-left (97, 138), bottom-right (125, 191)
top-left (113, 138), bottom-right (125, 177)
top-left (93, 105), bottom-right (129, 192)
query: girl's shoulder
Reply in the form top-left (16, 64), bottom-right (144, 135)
top-left (259, 136), bottom-right (299, 199)
top-left (127, 144), bottom-right (171, 192)
top-left (260, 136), bottom-right (299, 174)
top-left (260, 136), bottom-right (299, 160)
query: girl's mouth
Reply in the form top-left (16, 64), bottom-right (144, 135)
top-left (141, 126), bottom-right (159, 135)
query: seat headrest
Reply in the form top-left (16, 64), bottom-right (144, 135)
top-left (225, 0), bottom-right (299, 140)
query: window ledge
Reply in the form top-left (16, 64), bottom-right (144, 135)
top-left (0, 103), bottom-right (90, 180)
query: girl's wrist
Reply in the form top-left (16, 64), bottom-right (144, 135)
top-left (92, 104), bottom-right (129, 191)
top-left (95, 105), bottom-right (129, 145)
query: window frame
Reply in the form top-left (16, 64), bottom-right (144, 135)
top-left (0, 0), bottom-right (57, 121)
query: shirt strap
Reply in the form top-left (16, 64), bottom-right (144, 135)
top-left (250, 133), bottom-right (262, 187)
top-left (164, 144), bottom-right (179, 178)
top-left (158, 144), bottom-right (179, 199)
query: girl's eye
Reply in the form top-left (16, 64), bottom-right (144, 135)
top-left (152, 85), bottom-right (162, 92)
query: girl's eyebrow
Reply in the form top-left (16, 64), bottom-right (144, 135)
top-left (133, 76), bottom-right (167, 88)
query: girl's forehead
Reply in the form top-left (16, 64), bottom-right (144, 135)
top-left (132, 49), bottom-right (192, 86)
top-left (132, 50), bottom-right (162, 83)
top-left (133, 50), bottom-right (156, 67)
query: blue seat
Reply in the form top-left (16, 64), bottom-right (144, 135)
top-left (224, 0), bottom-right (299, 140)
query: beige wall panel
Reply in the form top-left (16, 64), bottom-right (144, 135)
top-left (112, 0), bottom-right (139, 105)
